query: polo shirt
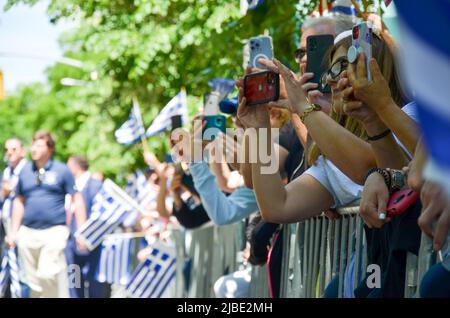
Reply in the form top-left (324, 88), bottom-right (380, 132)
top-left (17, 159), bottom-right (76, 229)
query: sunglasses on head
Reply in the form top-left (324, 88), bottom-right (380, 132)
top-left (320, 57), bottom-right (349, 90)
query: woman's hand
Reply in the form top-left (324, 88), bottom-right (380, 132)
top-left (348, 54), bottom-right (393, 112)
top-left (236, 88), bottom-right (270, 129)
top-left (272, 59), bottom-right (313, 115)
top-left (418, 181), bottom-right (450, 251)
top-left (360, 172), bottom-right (391, 228)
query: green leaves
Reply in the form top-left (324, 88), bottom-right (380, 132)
top-left (2, 0), bottom-right (309, 178)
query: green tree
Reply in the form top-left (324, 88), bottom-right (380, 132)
top-left (1, 0), bottom-right (321, 180)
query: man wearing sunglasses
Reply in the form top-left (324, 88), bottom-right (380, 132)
top-left (6, 130), bottom-right (87, 298)
top-left (1, 138), bottom-right (27, 234)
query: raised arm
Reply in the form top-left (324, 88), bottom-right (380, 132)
top-left (189, 161), bottom-right (258, 226)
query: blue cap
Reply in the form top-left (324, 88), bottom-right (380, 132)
top-left (219, 96), bottom-right (239, 115)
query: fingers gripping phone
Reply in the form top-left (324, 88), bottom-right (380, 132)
top-left (305, 34), bottom-right (334, 93)
top-left (386, 189), bottom-right (420, 217)
top-left (248, 35), bottom-right (274, 70)
top-left (347, 22), bottom-right (373, 81)
top-left (244, 70), bottom-right (280, 106)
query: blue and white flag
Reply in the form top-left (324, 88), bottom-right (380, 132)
top-left (126, 241), bottom-right (176, 298)
top-left (146, 89), bottom-right (187, 137)
top-left (0, 248), bottom-right (23, 298)
top-left (331, 0), bottom-right (356, 16)
top-left (75, 179), bottom-right (143, 250)
top-left (125, 170), bottom-right (156, 210)
top-left (96, 234), bottom-right (135, 285)
top-left (240, 0), bottom-right (265, 15)
top-left (208, 78), bottom-right (236, 100)
top-left (115, 97), bottom-right (145, 145)
top-left (123, 170), bottom-right (157, 227)
top-left (395, 1), bottom-right (450, 197)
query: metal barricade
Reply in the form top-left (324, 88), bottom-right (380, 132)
top-left (170, 208), bottom-right (440, 298)
top-left (173, 222), bottom-right (246, 298)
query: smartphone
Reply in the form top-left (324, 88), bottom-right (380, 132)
top-left (181, 171), bottom-right (199, 196)
top-left (248, 35), bottom-right (274, 70)
top-left (386, 189), bottom-right (420, 217)
top-left (347, 22), bottom-right (373, 80)
top-left (204, 91), bottom-right (221, 116)
top-left (171, 115), bottom-right (183, 130)
top-left (305, 34), bottom-right (334, 93)
top-left (204, 115), bottom-right (226, 140)
top-left (244, 70), bottom-right (280, 106)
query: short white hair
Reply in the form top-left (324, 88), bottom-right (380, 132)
top-left (302, 15), bottom-right (354, 37)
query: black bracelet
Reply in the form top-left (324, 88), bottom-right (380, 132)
top-left (367, 129), bottom-right (391, 141)
top-left (365, 167), bottom-right (391, 189)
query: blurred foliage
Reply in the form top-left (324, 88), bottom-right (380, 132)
top-left (1, 0), bottom-right (323, 181)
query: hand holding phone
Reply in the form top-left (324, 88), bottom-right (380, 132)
top-left (347, 22), bottom-right (373, 81)
top-left (244, 70), bottom-right (280, 106)
top-left (248, 35), bottom-right (274, 70)
top-left (305, 34), bottom-right (334, 93)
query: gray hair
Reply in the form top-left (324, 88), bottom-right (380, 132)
top-left (302, 15), bottom-right (354, 37)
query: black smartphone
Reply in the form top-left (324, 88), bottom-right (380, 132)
top-left (171, 115), bottom-right (183, 131)
top-left (306, 34), bottom-right (334, 93)
top-left (244, 70), bottom-right (280, 106)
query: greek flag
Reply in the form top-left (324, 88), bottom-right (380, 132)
top-left (126, 241), bottom-right (176, 298)
top-left (96, 235), bottom-right (134, 285)
top-left (146, 89), bottom-right (187, 137)
top-left (208, 78), bottom-right (235, 100)
top-left (123, 170), bottom-right (157, 227)
top-left (395, 1), bottom-right (450, 197)
top-left (0, 248), bottom-right (23, 298)
top-left (331, 0), bottom-right (356, 16)
top-left (125, 170), bottom-right (156, 209)
top-left (115, 98), bottom-right (145, 145)
top-left (75, 179), bottom-right (143, 250)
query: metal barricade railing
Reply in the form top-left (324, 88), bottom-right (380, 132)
top-left (276, 206), bottom-right (439, 298)
top-left (170, 207), bottom-right (439, 298)
top-left (173, 222), bottom-right (246, 298)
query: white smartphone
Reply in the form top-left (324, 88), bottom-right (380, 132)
top-left (347, 22), bottom-right (373, 81)
top-left (203, 91), bottom-right (221, 116)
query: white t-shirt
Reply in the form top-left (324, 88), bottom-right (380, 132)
top-left (304, 102), bottom-right (418, 208)
top-left (305, 156), bottom-right (362, 208)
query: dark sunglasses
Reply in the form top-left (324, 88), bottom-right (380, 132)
top-left (294, 48), bottom-right (307, 63)
top-left (35, 168), bottom-right (45, 186)
top-left (320, 57), bottom-right (349, 89)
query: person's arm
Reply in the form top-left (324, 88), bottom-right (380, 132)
top-left (156, 173), bottom-right (171, 219)
top-left (242, 139), bottom-right (287, 189)
top-left (272, 59), bottom-right (377, 185)
top-left (303, 111), bottom-right (377, 184)
top-left (72, 192), bottom-right (87, 230)
top-left (209, 162), bottom-right (235, 193)
top-left (6, 195), bottom-right (25, 248)
top-left (188, 161), bottom-right (259, 225)
top-left (349, 55), bottom-right (419, 156)
top-left (249, 128), bottom-right (334, 223)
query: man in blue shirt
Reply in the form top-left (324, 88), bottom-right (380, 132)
top-left (6, 131), bottom-right (87, 298)
top-left (66, 155), bottom-right (110, 298)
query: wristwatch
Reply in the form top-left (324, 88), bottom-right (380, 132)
top-left (300, 104), bottom-right (322, 122)
top-left (387, 168), bottom-right (406, 192)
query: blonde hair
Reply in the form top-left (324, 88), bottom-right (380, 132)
top-left (308, 33), bottom-right (406, 166)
